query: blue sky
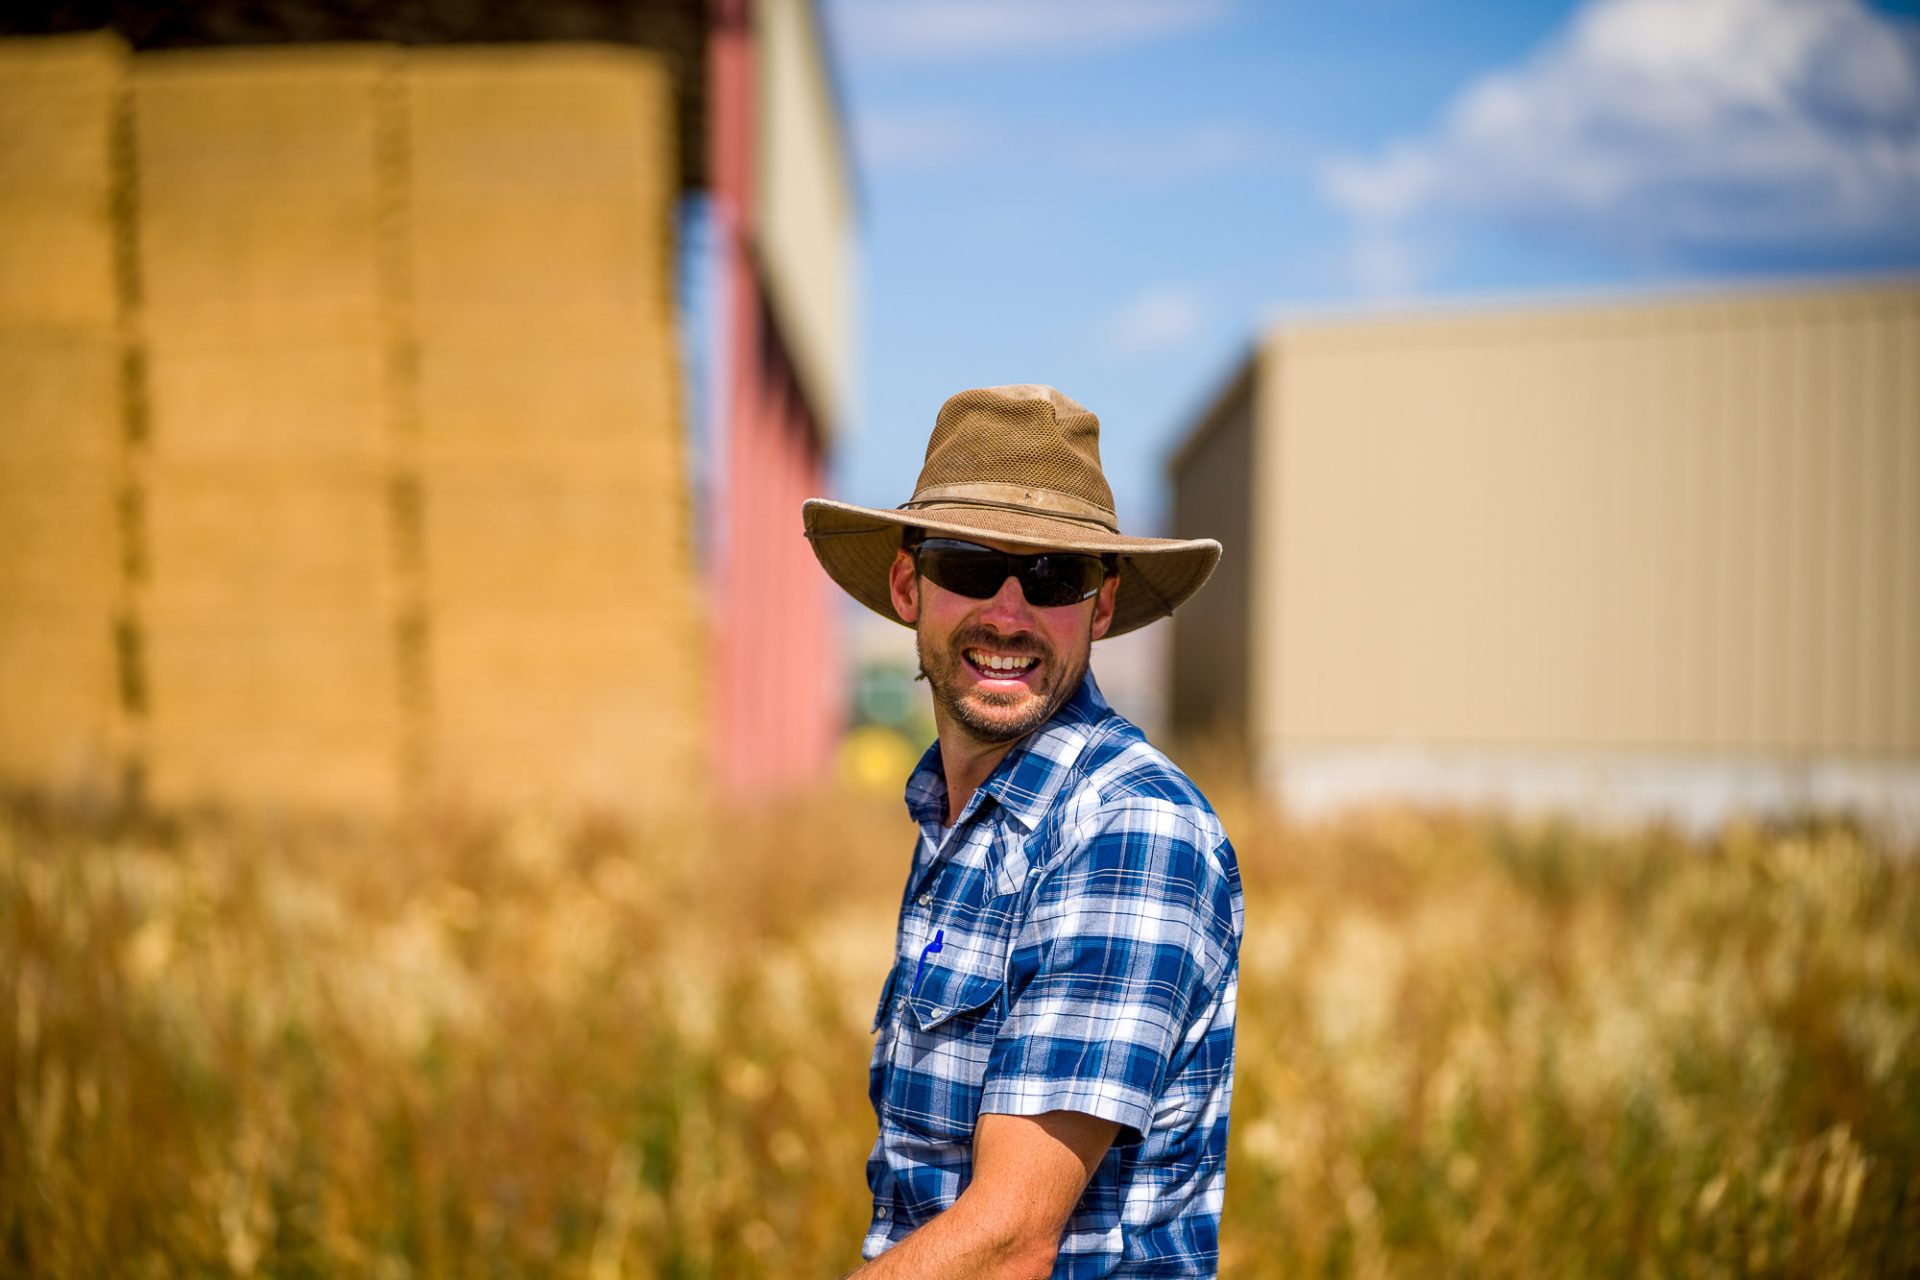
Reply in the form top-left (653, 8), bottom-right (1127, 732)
top-left (817, 0), bottom-right (1920, 531)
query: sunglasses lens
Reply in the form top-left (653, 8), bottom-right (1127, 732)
top-left (1020, 554), bottom-right (1102, 606)
top-left (916, 540), bottom-right (1105, 607)
top-left (917, 545), bottom-right (1008, 599)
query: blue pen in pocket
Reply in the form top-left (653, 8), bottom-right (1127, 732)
top-left (910, 928), bottom-right (944, 997)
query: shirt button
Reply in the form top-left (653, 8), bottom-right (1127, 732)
top-left (917, 891), bottom-right (932, 907)
top-left (876, 1205), bottom-right (892, 1219)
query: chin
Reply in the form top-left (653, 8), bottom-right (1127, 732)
top-left (951, 691), bottom-right (1053, 743)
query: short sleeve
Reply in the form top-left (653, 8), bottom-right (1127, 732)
top-left (978, 797), bottom-right (1235, 1141)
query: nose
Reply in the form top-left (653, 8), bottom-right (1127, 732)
top-left (976, 571), bottom-right (1036, 629)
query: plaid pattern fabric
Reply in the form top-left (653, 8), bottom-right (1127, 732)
top-left (863, 675), bottom-right (1243, 1275)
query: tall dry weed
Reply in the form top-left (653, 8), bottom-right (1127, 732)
top-left (3, 793), bottom-right (1916, 1276)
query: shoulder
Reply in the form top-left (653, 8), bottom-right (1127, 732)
top-left (1063, 710), bottom-right (1228, 852)
top-left (1038, 710), bottom-right (1241, 938)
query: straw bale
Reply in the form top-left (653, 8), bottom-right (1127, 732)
top-left (144, 338), bottom-right (388, 470)
top-left (0, 335), bottom-right (121, 470)
top-left (407, 46), bottom-right (674, 340)
top-left (401, 43), bottom-right (701, 818)
top-left (421, 473), bottom-right (695, 616)
top-left (427, 606), bottom-right (703, 701)
top-left (417, 325), bottom-right (696, 616)
top-left (143, 467), bottom-right (396, 618)
top-left (416, 338), bottom-right (680, 479)
top-left (426, 610), bottom-right (705, 814)
top-left (0, 610), bottom-right (118, 791)
top-left (0, 472), bottom-right (118, 610)
top-left (0, 35), bottom-right (124, 331)
top-left (132, 47), bottom-right (387, 344)
top-left (143, 610), bottom-right (402, 813)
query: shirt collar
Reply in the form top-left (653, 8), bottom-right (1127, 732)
top-left (902, 672), bottom-right (1112, 833)
top-left (903, 739), bottom-right (948, 827)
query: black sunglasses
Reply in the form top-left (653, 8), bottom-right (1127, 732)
top-left (911, 537), bottom-right (1112, 608)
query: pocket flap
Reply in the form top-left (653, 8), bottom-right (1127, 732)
top-left (907, 965), bottom-right (1004, 1032)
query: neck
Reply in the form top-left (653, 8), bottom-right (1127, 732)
top-left (931, 712), bottom-right (1023, 826)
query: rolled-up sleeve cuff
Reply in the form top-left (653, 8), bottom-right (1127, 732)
top-left (978, 1076), bottom-right (1155, 1142)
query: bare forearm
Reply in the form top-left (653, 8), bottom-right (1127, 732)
top-left (847, 1110), bottom-right (1117, 1279)
top-left (847, 1190), bottom-right (1055, 1279)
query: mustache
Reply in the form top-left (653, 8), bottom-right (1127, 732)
top-left (949, 627), bottom-right (1049, 660)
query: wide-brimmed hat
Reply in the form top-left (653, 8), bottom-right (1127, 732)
top-left (802, 384), bottom-right (1221, 639)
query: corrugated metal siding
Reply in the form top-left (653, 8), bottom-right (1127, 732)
top-left (709, 7), bottom-right (841, 797)
top-left (751, 0), bottom-right (852, 432)
top-left (716, 338), bottom-right (839, 793)
top-left (1168, 365), bottom-right (1255, 745)
top-left (1258, 283), bottom-right (1920, 762)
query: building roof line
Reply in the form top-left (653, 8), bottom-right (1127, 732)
top-left (1165, 341), bottom-right (1258, 480)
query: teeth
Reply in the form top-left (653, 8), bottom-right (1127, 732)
top-left (968, 649), bottom-right (1037, 673)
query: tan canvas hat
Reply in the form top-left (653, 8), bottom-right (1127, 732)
top-left (802, 384), bottom-right (1221, 638)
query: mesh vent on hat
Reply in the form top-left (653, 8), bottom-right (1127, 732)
top-left (917, 385), bottom-right (1115, 513)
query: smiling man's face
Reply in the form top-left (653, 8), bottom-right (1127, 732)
top-left (888, 535), bottom-right (1118, 747)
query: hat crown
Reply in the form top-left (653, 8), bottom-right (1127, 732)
top-left (913, 385), bottom-right (1116, 522)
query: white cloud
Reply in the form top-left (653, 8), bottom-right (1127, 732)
top-left (1099, 285), bottom-right (1206, 357)
top-left (1346, 228), bottom-right (1432, 299)
top-left (1321, 0), bottom-right (1920, 287)
top-left (831, 0), bottom-right (1234, 62)
top-left (853, 108), bottom-right (992, 169)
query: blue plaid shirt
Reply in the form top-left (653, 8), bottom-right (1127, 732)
top-left (863, 674), bottom-right (1243, 1275)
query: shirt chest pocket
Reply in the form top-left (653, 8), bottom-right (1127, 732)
top-left (875, 825), bottom-right (1034, 1144)
top-left (885, 962), bottom-right (1009, 1142)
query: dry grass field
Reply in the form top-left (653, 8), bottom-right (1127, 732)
top-left (4, 783), bottom-right (1917, 1277)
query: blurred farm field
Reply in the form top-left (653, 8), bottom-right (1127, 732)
top-left (4, 788), bottom-right (1918, 1278)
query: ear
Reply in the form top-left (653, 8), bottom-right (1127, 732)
top-left (1089, 570), bottom-right (1118, 641)
top-left (887, 549), bottom-right (920, 623)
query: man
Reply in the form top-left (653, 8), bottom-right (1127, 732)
top-left (803, 385), bottom-right (1243, 1277)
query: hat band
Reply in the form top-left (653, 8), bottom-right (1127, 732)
top-left (902, 481), bottom-right (1119, 532)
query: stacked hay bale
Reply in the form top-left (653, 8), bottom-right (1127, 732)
top-left (133, 49), bottom-right (406, 813)
top-left (0, 36), bottom-right (125, 798)
top-left (0, 36), bottom-right (707, 820)
top-left (409, 47), bottom-right (706, 815)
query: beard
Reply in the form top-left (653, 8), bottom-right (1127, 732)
top-left (917, 620), bottom-right (1091, 746)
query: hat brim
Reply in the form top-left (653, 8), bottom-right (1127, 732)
top-left (802, 499), bottom-right (1221, 639)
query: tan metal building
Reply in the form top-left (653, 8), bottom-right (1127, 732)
top-left (1169, 280), bottom-right (1920, 838)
